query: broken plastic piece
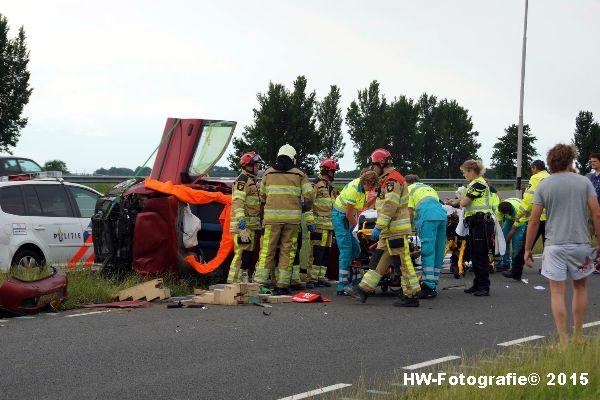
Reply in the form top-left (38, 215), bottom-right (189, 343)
top-left (534, 286), bottom-right (546, 290)
top-left (0, 268), bottom-right (67, 317)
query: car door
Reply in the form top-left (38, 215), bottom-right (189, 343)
top-left (65, 185), bottom-right (100, 267)
top-left (29, 184), bottom-right (84, 265)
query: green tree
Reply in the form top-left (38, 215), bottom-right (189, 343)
top-left (0, 15), bottom-right (33, 153)
top-left (43, 159), bottom-right (69, 174)
top-left (572, 111), bottom-right (600, 174)
top-left (490, 124), bottom-right (538, 179)
top-left (346, 80), bottom-right (388, 167)
top-left (316, 85), bottom-right (345, 160)
top-left (414, 93), bottom-right (440, 176)
top-left (286, 76), bottom-right (319, 173)
top-left (434, 99), bottom-right (481, 178)
top-left (386, 96), bottom-right (419, 174)
top-left (228, 76), bottom-right (320, 173)
top-left (134, 166), bottom-right (152, 176)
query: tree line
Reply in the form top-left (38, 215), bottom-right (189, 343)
top-left (1, 15), bottom-right (599, 180)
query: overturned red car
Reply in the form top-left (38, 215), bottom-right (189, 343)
top-left (92, 118), bottom-right (237, 280)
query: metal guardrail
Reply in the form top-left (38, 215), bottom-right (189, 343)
top-left (63, 175), bottom-right (527, 186)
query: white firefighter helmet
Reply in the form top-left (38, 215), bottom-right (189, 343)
top-left (277, 144), bottom-right (296, 163)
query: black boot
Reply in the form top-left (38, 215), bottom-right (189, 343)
top-left (344, 286), bottom-right (368, 303)
top-left (393, 295), bottom-right (420, 307)
top-left (502, 270), bottom-right (521, 280)
top-left (464, 285), bottom-right (477, 294)
top-left (418, 284), bottom-right (438, 299)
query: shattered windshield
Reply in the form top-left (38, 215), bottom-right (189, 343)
top-left (188, 121), bottom-right (236, 176)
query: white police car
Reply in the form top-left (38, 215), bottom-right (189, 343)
top-left (0, 172), bottom-right (100, 271)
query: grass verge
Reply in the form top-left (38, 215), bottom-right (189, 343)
top-left (0, 267), bottom-right (195, 310)
top-left (329, 333), bottom-right (600, 400)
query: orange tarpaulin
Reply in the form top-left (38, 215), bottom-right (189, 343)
top-left (145, 178), bottom-right (233, 274)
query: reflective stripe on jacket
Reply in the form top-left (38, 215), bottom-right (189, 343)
top-left (260, 166), bottom-right (313, 224)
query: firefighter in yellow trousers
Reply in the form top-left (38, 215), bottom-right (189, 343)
top-left (227, 152), bottom-right (262, 283)
top-left (254, 144), bottom-right (314, 295)
top-left (346, 148), bottom-right (421, 307)
top-left (304, 158), bottom-right (338, 288)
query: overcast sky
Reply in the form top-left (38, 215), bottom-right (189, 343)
top-left (1, 0), bottom-right (599, 174)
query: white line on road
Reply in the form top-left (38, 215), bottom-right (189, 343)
top-left (65, 310), bottom-right (111, 318)
top-left (583, 320), bottom-right (600, 328)
top-left (403, 355), bottom-right (461, 370)
top-left (15, 316), bottom-right (35, 319)
top-left (277, 384), bottom-right (352, 400)
top-left (497, 335), bottom-right (544, 347)
top-left (0, 319), bottom-right (9, 323)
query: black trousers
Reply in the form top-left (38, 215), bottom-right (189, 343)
top-left (511, 220), bottom-right (546, 277)
top-left (466, 216), bottom-right (495, 291)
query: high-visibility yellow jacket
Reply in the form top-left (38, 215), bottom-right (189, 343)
top-left (517, 170), bottom-right (550, 223)
top-left (334, 178), bottom-right (368, 213)
top-left (230, 170), bottom-right (261, 232)
top-left (496, 197), bottom-right (524, 228)
top-left (306, 174), bottom-right (334, 230)
top-left (375, 169), bottom-right (411, 238)
top-left (464, 176), bottom-right (494, 217)
top-left (407, 182), bottom-right (440, 209)
top-left (260, 166), bottom-right (313, 224)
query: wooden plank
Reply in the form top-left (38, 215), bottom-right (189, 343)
top-left (117, 279), bottom-right (170, 301)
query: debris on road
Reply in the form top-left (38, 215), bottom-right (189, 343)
top-left (534, 286), bottom-right (546, 290)
top-left (117, 279), bottom-right (171, 302)
top-left (0, 267), bottom-right (67, 317)
top-left (167, 301), bottom-right (184, 309)
top-left (83, 300), bottom-right (148, 308)
top-left (291, 292), bottom-right (332, 303)
top-left (475, 322), bottom-right (484, 325)
top-left (521, 279), bottom-right (529, 284)
top-left (193, 283), bottom-right (261, 305)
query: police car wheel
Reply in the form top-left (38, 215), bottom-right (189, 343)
top-left (11, 249), bottom-right (45, 270)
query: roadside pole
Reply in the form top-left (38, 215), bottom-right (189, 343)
top-left (516, 0), bottom-right (529, 198)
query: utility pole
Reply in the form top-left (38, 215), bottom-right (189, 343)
top-left (516, 0), bottom-right (529, 197)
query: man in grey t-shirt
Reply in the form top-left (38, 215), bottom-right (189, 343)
top-left (524, 144), bottom-right (600, 349)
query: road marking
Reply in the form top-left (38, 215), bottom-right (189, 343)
top-left (403, 355), bottom-right (461, 370)
top-left (65, 310), bottom-right (111, 318)
top-left (277, 384), bottom-right (352, 400)
top-left (15, 316), bottom-right (35, 319)
top-left (497, 335), bottom-right (544, 347)
top-left (366, 390), bottom-right (391, 395)
top-left (0, 319), bottom-right (9, 323)
top-left (583, 320), bottom-right (600, 328)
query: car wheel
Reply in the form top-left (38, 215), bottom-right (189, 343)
top-left (11, 248), bottom-right (45, 270)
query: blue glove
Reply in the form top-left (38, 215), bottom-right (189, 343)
top-left (371, 227), bottom-right (381, 240)
top-left (307, 224), bottom-right (316, 233)
top-left (237, 220), bottom-right (246, 230)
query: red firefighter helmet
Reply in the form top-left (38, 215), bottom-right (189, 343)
top-left (368, 148), bottom-right (392, 168)
top-left (320, 157), bottom-right (339, 171)
top-left (240, 152), bottom-right (262, 167)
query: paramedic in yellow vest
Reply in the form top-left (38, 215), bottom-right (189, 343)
top-left (503, 160), bottom-right (550, 280)
top-left (305, 157), bottom-right (338, 288)
top-left (496, 198), bottom-right (525, 271)
top-left (452, 159), bottom-right (495, 296)
top-left (404, 174), bottom-right (447, 299)
top-left (254, 144), bottom-right (314, 295)
top-left (346, 148), bottom-right (421, 307)
top-left (227, 152), bottom-right (263, 283)
top-left (332, 170), bottom-right (378, 295)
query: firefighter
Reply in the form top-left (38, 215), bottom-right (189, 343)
top-left (346, 148), bottom-right (421, 307)
top-left (305, 157), bottom-right (339, 288)
top-left (227, 151), bottom-right (262, 283)
top-left (405, 174), bottom-right (447, 299)
top-left (496, 198), bottom-right (526, 271)
top-left (502, 160), bottom-right (550, 280)
top-left (450, 159), bottom-right (494, 296)
top-left (253, 144), bottom-right (314, 295)
top-left (332, 170), bottom-right (378, 295)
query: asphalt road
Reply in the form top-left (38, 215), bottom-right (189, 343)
top-left (2, 258), bottom-right (600, 400)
